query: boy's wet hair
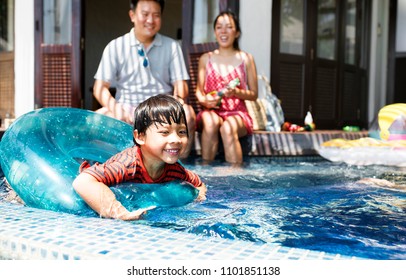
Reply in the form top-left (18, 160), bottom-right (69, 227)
top-left (132, 94), bottom-right (188, 145)
top-left (130, 0), bottom-right (165, 12)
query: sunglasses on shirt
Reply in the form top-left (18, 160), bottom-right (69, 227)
top-left (137, 47), bottom-right (149, 68)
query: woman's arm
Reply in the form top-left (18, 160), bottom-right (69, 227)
top-left (244, 52), bottom-right (259, 100)
top-left (195, 53), bottom-right (221, 109)
top-left (225, 52), bottom-right (258, 101)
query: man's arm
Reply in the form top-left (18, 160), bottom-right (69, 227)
top-left (173, 80), bottom-right (189, 103)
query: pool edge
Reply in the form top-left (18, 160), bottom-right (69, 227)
top-left (0, 202), bottom-right (361, 260)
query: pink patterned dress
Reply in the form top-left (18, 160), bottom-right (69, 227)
top-left (196, 54), bottom-right (254, 135)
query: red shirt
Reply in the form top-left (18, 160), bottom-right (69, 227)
top-left (80, 146), bottom-right (202, 188)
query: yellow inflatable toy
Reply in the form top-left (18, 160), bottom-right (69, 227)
top-left (318, 104), bottom-right (406, 166)
top-left (378, 103), bottom-right (406, 140)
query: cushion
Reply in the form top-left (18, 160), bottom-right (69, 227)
top-left (245, 99), bottom-right (267, 131)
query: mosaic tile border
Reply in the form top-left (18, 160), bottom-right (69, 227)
top-left (0, 202), bottom-right (360, 260)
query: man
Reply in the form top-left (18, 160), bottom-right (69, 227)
top-left (93, 0), bottom-right (195, 157)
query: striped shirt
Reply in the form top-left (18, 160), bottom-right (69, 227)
top-left (80, 146), bottom-right (202, 188)
top-left (94, 28), bottom-right (190, 107)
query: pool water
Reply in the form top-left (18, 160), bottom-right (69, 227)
top-left (1, 156), bottom-right (405, 260)
top-left (141, 157), bottom-right (405, 260)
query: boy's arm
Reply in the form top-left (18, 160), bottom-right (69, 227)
top-left (72, 172), bottom-right (150, 220)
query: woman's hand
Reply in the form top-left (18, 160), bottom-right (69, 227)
top-left (222, 87), bottom-right (236, 98)
top-left (199, 94), bottom-right (221, 109)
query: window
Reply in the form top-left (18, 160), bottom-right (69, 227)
top-left (280, 0), bottom-right (304, 55)
top-left (317, 0), bottom-right (337, 60)
top-left (192, 0), bottom-right (219, 44)
top-left (43, 0), bottom-right (72, 44)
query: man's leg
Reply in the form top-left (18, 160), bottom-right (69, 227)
top-left (181, 104), bottom-right (196, 159)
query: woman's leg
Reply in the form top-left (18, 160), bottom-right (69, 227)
top-left (200, 111), bottom-right (222, 162)
top-left (220, 116), bottom-right (247, 164)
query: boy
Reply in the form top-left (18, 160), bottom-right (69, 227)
top-left (73, 94), bottom-right (207, 221)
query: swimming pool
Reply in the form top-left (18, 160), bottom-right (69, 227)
top-left (1, 156), bottom-right (405, 260)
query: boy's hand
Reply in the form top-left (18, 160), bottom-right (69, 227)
top-left (195, 183), bottom-right (207, 202)
top-left (119, 206), bottom-right (157, 221)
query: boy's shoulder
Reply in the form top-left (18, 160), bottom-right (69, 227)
top-left (112, 146), bottom-right (139, 160)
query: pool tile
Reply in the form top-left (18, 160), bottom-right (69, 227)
top-left (0, 201), bottom-right (363, 260)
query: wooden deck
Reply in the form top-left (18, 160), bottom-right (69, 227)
top-left (1, 126), bottom-right (368, 157)
top-left (194, 130), bottom-right (369, 157)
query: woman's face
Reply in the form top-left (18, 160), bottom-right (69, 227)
top-left (129, 1), bottom-right (162, 42)
top-left (214, 15), bottom-right (240, 48)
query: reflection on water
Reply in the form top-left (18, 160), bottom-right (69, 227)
top-left (1, 156), bottom-right (405, 259)
top-left (145, 157), bottom-right (406, 260)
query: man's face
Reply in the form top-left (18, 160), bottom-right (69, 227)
top-left (130, 1), bottom-right (162, 41)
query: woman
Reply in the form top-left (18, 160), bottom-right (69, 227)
top-left (195, 11), bottom-right (258, 164)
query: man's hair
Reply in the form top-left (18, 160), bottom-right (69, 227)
top-left (132, 94), bottom-right (188, 145)
top-left (130, 0), bottom-right (165, 12)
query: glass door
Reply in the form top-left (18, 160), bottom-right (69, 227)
top-left (312, 0), bottom-right (339, 124)
top-left (35, 0), bottom-right (82, 108)
top-left (272, 0), bottom-right (307, 121)
top-left (272, 0), bottom-right (370, 129)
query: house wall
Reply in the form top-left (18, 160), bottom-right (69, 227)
top-left (239, 0), bottom-right (272, 99)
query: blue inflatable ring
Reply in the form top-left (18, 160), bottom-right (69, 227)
top-left (0, 108), bottom-right (198, 216)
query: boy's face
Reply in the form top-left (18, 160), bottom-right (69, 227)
top-left (130, 1), bottom-right (162, 41)
top-left (135, 121), bottom-right (188, 165)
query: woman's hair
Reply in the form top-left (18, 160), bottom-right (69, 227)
top-left (130, 0), bottom-right (165, 12)
top-left (132, 94), bottom-right (188, 145)
top-left (213, 11), bottom-right (241, 50)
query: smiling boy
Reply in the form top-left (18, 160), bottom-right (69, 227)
top-left (73, 94), bottom-right (207, 221)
